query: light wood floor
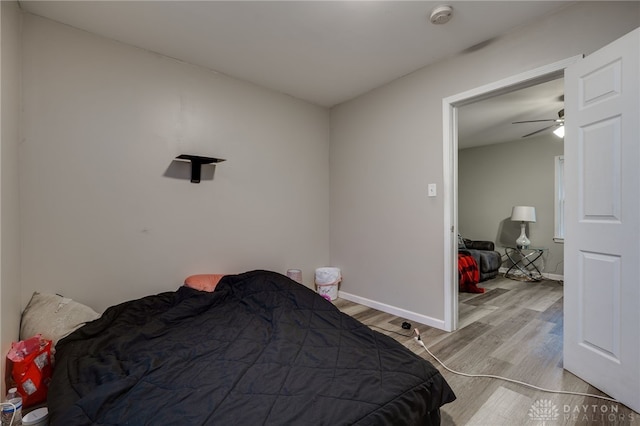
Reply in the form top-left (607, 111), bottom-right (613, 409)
top-left (334, 277), bottom-right (639, 425)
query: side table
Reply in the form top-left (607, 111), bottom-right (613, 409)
top-left (504, 246), bottom-right (547, 281)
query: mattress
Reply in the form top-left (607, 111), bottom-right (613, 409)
top-left (48, 270), bottom-right (455, 425)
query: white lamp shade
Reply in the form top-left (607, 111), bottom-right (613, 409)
top-left (553, 125), bottom-right (565, 138)
top-left (511, 206), bottom-right (536, 223)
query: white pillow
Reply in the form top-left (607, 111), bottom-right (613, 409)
top-left (20, 292), bottom-right (101, 347)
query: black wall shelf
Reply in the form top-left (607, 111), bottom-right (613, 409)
top-left (175, 155), bottom-right (226, 183)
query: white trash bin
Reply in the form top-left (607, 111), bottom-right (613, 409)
top-left (23, 407), bottom-right (48, 426)
top-left (315, 267), bottom-right (341, 301)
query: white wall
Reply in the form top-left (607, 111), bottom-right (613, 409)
top-left (20, 15), bottom-right (330, 312)
top-left (330, 2), bottom-right (639, 323)
top-left (1, 0), bottom-right (22, 392)
top-left (458, 134), bottom-right (565, 276)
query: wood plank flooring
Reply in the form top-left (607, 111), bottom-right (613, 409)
top-left (334, 277), bottom-right (639, 425)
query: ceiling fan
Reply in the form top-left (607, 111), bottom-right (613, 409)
top-left (512, 108), bottom-right (564, 138)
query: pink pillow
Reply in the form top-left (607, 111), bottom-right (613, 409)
top-left (184, 274), bottom-right (226, 292)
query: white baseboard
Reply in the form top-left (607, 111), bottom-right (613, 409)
top-left (498, 267), bottom-right (564, 282)
top-left (338, 290), bottom-right (447, 330)
top-left (542, 272), bottom-right (564, 281)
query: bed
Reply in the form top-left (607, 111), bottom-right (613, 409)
top-left (48, 270), bottom-right (455, 425)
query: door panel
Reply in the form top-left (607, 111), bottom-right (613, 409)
top-left (580, 58), bottom-right (621, 106)
top-left (564, 28), bottom-right (639, 412)
top-left (580, 251), bottom-right (620, 360)
top-left (581, 117), bottom-right (620, 220)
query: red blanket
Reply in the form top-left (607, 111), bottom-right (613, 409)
top-left (458, 253), bottom-right (484, 293)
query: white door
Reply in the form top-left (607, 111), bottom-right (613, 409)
top-left (564, 28), bottom-right (640, 412)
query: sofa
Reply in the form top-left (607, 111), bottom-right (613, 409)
top-left (458, 236), bottom-right (502, 282)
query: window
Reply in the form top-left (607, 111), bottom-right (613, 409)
top-left (554, 155), bottom-right (564, 242)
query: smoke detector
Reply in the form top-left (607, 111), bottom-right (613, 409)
top-left (429, 5), bottom-right (453, 24)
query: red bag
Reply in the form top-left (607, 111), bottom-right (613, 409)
top-left (6, 334), bottom-right (52, 408)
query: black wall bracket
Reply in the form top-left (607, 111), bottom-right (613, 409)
top-left (175, 155), bottom-right (226, 183)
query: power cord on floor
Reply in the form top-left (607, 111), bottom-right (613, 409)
top-left (367, 323), bottom-right (413, 338)
top-left (366, 322), bottom-right (617, 402)
top-left (413, 328), bottom-right (618, 403)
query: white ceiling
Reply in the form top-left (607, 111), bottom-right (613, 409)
top-left (18, 1), bottom-right (570, 147)
top-left (458, 77), bottom-right (565, 149)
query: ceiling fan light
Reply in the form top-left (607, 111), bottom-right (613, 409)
top-left (553, 125), bottom-right (565, 138)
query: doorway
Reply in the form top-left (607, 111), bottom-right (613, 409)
top-left (455, 77), bottom-right (565, 328)
top-left (443, 29), bottom-right (640, 411)
top-left (442, 56), bottom-right (581, 332)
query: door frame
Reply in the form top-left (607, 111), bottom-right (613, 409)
top-left (442, 55), bottom-right (582, 332)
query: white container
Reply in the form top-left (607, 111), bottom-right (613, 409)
top-left (315, 267), bottom-right (341, 285)
top-left (315, 267), bottom-right (341, 301)
top-left (317, 283), bottom-right (339, 301)
top-left (23, 407), bottom-right (48, 426)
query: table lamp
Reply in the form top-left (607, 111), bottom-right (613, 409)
top-left (511, 206), bottom-right (536, 249)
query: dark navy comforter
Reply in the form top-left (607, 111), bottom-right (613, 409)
top-left (49, 270), bottom-right (455, 425)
